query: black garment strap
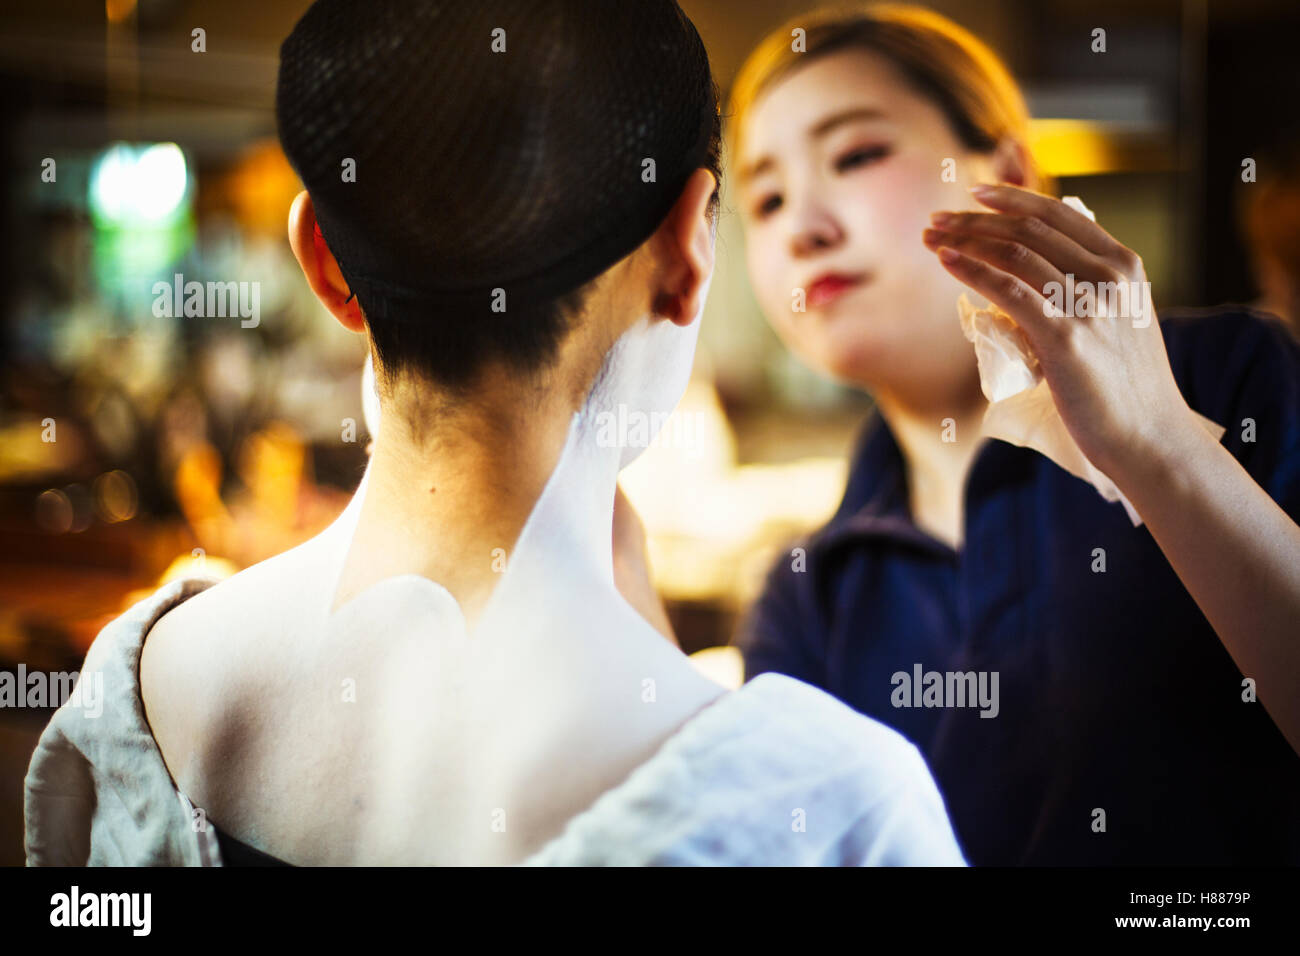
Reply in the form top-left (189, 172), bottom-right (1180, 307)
top-left (212, 823), bottom-right (294, 867)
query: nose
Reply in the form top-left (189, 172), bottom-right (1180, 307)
top-left (788, 192), bottom-right (845, 258)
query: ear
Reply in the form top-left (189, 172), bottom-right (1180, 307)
top-left (651, 168), bottom-right (717, 327)
top-left (988, 136), bottom-right (1036, 190)
top-left (287, 190), bottom-right (366, 333)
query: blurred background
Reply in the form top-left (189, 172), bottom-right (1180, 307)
top-left (1, 0), bottom-right (1299, 865)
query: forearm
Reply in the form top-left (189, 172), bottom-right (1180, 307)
top-left (924, 183), bottom-right (1300, 751)
top-left (1112, 414), bottom-right (1300, 755)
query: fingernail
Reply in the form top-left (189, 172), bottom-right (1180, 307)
top-left (930, 212), bottom-right (956, 226)
top-left (970, 184), bottom-right (995, 198)
top-left (938, 247), bottom-right (961, 264)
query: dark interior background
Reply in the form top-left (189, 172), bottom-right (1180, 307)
top-left (1, 0), bottom-right (1297, 867)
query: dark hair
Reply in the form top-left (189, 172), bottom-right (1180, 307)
top-left (277, 0), bottom-right (723, 395)
top-left (365, 104), bottom-right (721, 396)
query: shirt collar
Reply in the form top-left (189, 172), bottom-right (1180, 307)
top-left (818, 407), bottom-right (1039, 556)
top-left (820, 408), bottom-right (951, 555)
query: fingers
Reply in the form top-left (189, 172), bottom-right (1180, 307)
top-left (934, 245), bottom-right (1058, 347)
top-left (923, 223), bottom-right (1066, 300)
top-left (967, 183), bottom-right (1123, 259)
top-left (925, 209), bottom-right (1099, 280)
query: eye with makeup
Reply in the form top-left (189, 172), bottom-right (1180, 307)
top-left (752, 193), bottom-right (782, 220)
top-left (834, 143), bottom-right (891, 172)
top-left (748, 143), bottom-right (893, 221)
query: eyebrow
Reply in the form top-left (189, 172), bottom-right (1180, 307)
top-left (737, 107), bottom-right (889, 185)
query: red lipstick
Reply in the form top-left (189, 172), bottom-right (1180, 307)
top-left (805, 272), bottom-right (866, 308)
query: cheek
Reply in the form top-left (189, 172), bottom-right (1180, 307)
top-left (845, 161), bottom-right (977, 322)
top-left (745, 231), bottom-right (792, 322)
top-left (743, 236), bottom-right (818, 361)
top-left (853, 160), bottom-right (957, 267)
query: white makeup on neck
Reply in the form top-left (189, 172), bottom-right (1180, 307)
top-left (328, 265), bottom-right (713, 643)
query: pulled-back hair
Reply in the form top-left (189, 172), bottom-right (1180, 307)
top-left (277, 0), bottom-right (722, 393)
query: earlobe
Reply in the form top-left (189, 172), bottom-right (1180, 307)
top-left (991, 137), bottom-right (1031, 190)
top-left (288, 190), bottom-right (366, 333)
top-left (658, 168), bottom-right (717, 327)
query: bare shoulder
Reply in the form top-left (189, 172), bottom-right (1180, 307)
top-left (138, 560), bottom-right (300, 799)
top-left (138, 588), bottom-right (210, 791)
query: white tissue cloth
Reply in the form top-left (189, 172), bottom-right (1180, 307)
top-left (956, 196), bottom-right (1226, 526)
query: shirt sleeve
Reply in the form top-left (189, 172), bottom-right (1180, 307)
top-left (24, 726), bottom-right (93, 866)
top-left (817, 738), bottom-right (968, 867)
top-left (1226, 315), bottom-right (1300, 521)
top-left (733, 543), bottom-right (827, 686)
top-left (1166, 309), bottom-right (1300, 522)
top-left (848, 744), bottom-right (970, 866)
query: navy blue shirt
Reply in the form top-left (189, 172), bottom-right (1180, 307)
top-left (736, 307), bottom-right (1300, 866)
